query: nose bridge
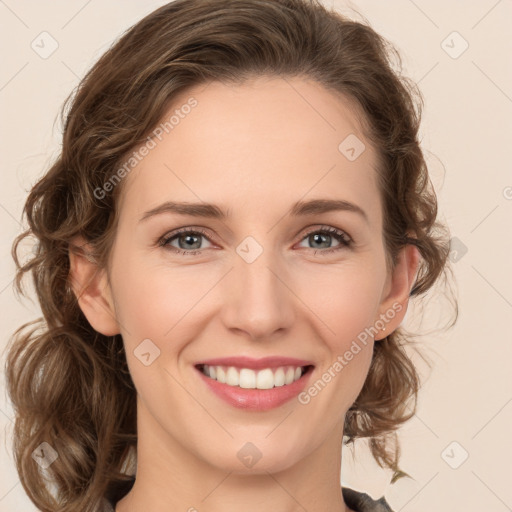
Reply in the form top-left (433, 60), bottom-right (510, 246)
top-left (221, 238), bottom-right (295, 338)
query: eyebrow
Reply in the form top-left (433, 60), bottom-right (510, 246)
top-left (139, 198), bottom-right (369, 224)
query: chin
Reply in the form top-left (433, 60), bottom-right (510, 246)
top-left (197, 440), bottom-right (303, 475)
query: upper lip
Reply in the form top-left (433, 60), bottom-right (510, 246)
top-left (195, 356), bottom-right (314, 370)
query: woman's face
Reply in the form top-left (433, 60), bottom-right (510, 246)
top-left (77, 76), bottom-right (416, 474)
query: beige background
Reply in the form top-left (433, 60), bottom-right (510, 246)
top-left (1, 1), bottom-right (511, 510)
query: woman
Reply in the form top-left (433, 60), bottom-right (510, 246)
top-left (5, 1), bottom-right (455, 511)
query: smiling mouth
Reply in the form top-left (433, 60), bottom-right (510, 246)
top-left (195, 364), bottom-right (314, 389)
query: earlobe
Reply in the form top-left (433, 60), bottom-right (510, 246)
top-left (375, 243), bottom-right (421, 339)
top-left (68, 236), bottom-right (120, 336)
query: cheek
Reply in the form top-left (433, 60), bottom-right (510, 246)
top-left (111, 239), bottom-right (386, 353)
top-left (297, 269), bottom-right (380, 405)
top-left (110, 251), bottom-right (217, 358)
top-left (113, 269), bottom-right (192, 336)
top-left (110, 258), bottom-right (203, 394)
top-left (293, 261), bottom-right (385, 344)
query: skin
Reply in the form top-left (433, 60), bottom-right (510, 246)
top-left (69, 76), bottom-right (419, 512)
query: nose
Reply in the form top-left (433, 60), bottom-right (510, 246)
top-left (220, 246), bottom-right (296, 341)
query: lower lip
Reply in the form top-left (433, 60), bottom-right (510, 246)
top-left (195, 366), bottom-right (314, 411)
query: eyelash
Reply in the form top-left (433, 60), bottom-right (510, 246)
top-left (157, 226), bottom-right (353, 256)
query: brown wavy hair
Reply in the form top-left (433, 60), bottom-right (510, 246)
top-left (4, 0), bottom-right (457, 510)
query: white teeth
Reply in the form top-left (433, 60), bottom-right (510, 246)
top-left (274, 367), bottom-right (285, 386)
top-left (226, 367), bottom-right (239, 386)
top-left (216, 366), bottom-right (226, 383)
top-left (240, 368), bottom-right (257, 389)
top-left (200, 365), bottom-right (307, 389)
top-left (256, 369), bottom-right (274, 389)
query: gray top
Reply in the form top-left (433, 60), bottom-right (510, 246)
top-left (101, 477), bottom-right (394, 511)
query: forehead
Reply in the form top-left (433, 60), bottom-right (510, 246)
top-left (118, 76), bottom-right (381, 226)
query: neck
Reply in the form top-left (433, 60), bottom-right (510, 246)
top-left (116, 399), bottom-right (354, 512)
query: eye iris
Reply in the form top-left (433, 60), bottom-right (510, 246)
top-left (165, 228), bottom-right (347, 253)
top-left (310, 232), bottom-right (331, 249)
top-left (179, 233), bottom-right (201, 250)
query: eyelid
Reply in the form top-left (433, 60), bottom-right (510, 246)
top-left (157, 226), bottom-right (216, 247)
top-left (299, 225), bottom-right (352, 243)
top-left (157, 224), bottom-right (353, 253)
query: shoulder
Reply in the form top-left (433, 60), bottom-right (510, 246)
top-left (342, 486), bottom-right (395, 512)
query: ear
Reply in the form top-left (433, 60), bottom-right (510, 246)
top-left (374, 242), bottom-right (420, 340)
top-left (68, 236), bottom-right (120, 336)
